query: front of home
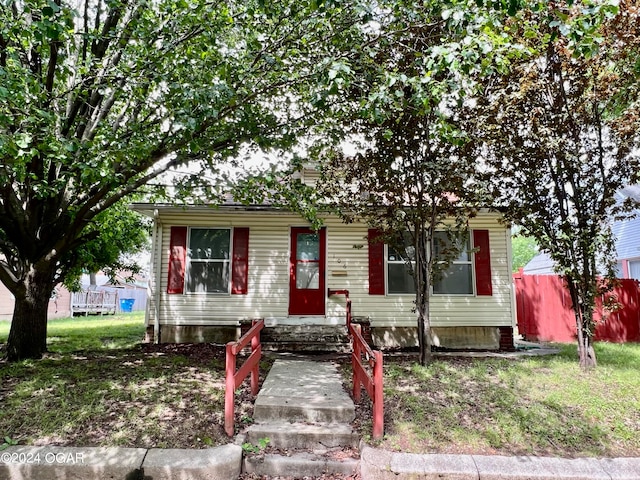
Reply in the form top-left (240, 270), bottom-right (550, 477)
top-left (133, 203), bottom-right (516, 351)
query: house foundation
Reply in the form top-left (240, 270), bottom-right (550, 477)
top-left (371, 326), bottom-right (515, 351)
top-left (149, 323), bottom-right (515, 352)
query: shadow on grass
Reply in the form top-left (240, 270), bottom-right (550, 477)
top-left (0, 343), bottom-right (265, 450)
top-left (377, 353), bottom-right (638, 457)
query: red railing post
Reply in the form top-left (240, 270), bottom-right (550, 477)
top-left (224, 319), bottom-right (264, 437)
top-left (372, 350), bottom-right (384, 440)
top-left (352, 324), bottom-right (362, 402)
top-left (250, 319), bottom-right (261, 396)
top-left (224, 342), bottom-right (236, 437)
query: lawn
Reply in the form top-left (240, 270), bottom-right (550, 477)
top-left (0, 313), bottom-right (258, 449)
top-left (2, 316), bottom-right (639, 458)
top-left (364, 343), bottom-right (640, 458)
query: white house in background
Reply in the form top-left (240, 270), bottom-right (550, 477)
top-left (612, 186), bottom-right (640, 280)
top-left (523, 185), bottom-right (640, 280)
top-left (131, 197), bottom-right (517, 351)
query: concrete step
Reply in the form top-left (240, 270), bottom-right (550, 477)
top-left (260, 325), bottom-right (349, 341)
top-left (253, 395), bottom-right (355, 424)
top-left (246, 422), bottom-right (359, 450)
top-left (243, 451), bottom-right (359, 478)
top-left (253, 360), bottom-right (356, 424)
top-left (261, 341), bottom-right (351, 353)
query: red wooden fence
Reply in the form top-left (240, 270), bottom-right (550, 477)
top-left (513, 273), bottom-right (640, 343)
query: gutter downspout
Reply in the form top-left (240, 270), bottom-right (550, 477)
top-left (152, 209), bottom-right (163, 344)
top-left (505, 226), bottom-right (518, 336)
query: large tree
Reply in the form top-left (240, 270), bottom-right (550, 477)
top-left (316, 0), bottom-right (514, 364)
top-left (475, 0), bottom-right (640, 368)
top-left (0, 0), bottom-right (367, 360)
top-left (321, 114), bottom-right (479, 366)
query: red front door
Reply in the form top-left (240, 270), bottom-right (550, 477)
top-left (289, 227), bottom-right (326, 316)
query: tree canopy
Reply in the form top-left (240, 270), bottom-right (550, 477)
top-left (0, 0), bottom-right (369, 360)
top-left (315, 0), bottom-right (520, 364)
top-left (473, 0), bottom-right (640, 367)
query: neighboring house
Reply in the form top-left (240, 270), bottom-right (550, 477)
top-left (132, 199), bottom-right (516, 351)
top-left (0, 271), bottom-right (149, 321)
top-left (0, 282), bottom-right (72, 321)
top-left (523, 185), bottom-right (640, 280)
top-left (612, 185), bottom-right (640, 281)
top-left (522, 251), bottom-right (555, 275)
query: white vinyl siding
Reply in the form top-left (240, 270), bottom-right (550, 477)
top-left (630, 260), bottom-right (640, 281)
top-left (146, 209), bottom-right (514, 329)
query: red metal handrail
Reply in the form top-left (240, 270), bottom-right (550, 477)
top-left (225, 318), bottom-right (264, 437)
top-left (328, 289), bottom-right (383, 439)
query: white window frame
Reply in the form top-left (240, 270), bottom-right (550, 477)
top-left (384, 230), bottom-right (475, 296)
top-left (185, 227), bottom-right (232, 295)
top-left (385, 243), bottom-right (416, 295)
top-left (431, 231), bottom-right (474, 296)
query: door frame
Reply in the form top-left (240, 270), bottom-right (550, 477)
top-left (288, 227), bottom-right (327, 316)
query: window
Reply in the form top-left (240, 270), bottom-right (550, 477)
top-left (295, 232), bottom-right (321, 289)
top-left (186, 228), bottom-right (231, 293)
top-left (432, 232), bottom-right (473, 295)
top-left (384, 231), bottom-right (473, 295)
top-left (387, 240), bottom-right (416, 294)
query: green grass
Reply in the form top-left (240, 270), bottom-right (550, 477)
top-left (0, 313), bottom-right (257, 449)
top-left (0, 312), bottom-right (146, 352)
top-left (373, 343), bottom-right (640, 457)
top-left (3, 317), bottom-right (639, 457)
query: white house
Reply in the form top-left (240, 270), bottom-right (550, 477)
top-left (131, 201), bottom-right (516, 351)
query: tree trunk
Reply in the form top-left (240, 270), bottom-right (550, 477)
top-left (6, 265), bottom-right (56, 361)
top-left (577, 324), bottom-right (597, 369)
top-left (567, 280), bottom-right (597, 369)
top-left (417, 301), bottom-right (432, 366)
top-left (415, 227), bottom-right (432, 366)
top-left (576, 302), bottom-right (597, 369)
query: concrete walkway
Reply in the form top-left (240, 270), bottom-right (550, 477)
top-left (244, 359), bottom-right (359, 477)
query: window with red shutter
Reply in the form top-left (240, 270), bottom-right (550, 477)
top-left (168, 226), bottom-right (250, 294)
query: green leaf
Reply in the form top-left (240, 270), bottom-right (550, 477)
top-left (15, 134), bottom-right (32, 149)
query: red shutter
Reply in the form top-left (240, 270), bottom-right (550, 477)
top-left (473, 229), bottom-right (493, 296)
top-left (231, 227), bottom-right (250, 295)
top-left (368, 229), bottom-right (385, 295)
top-left (167, 226), bottom-right (187, 294)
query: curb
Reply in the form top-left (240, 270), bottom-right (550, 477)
top-left (243, 452), bottom-right (359, 478)
top-left (359, 445), bottom-right (640, 480)
top-left (0, 444), bottom-right (242, 480)
top-left (3, 443), bottom-right (640, 479)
